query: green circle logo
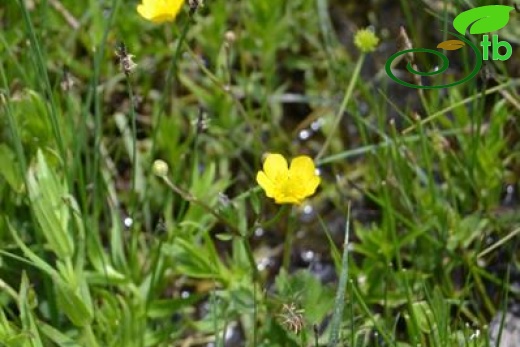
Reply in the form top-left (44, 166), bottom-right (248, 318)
top-left (385, 32), bottom-right (482, 89)
top-left (385, 5), bottom-right (514, 89)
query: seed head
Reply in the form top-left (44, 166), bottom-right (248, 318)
top-left (354, 28), bottom-right (380, 53)
top-left (278, 303), bottom-right (305, 334)
top-left (116, 42), bottom-right (137, 76)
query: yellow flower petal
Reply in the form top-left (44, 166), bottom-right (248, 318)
top-left (305, 175), bottom-right (321, 196)
top-left (137, 4), bottom-right (153, 19)
top-left (262, 153), bottom-right (289, 183)
top-left (274, 195), bottom-right (302, 205)
top-left (150, 12), bottom-right (177, 23)
top-left (137, 0), bottom-right (184, 23)
top-left (256, 171), bottom-right (277, 198)
top-left (289, 156), bottom-right (320, 198)
top-left (142, 0), bottom-right (156, 7)
top-left (289, 156), bottom-right (316, 177)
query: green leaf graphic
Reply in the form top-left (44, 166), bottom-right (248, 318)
top-left (453, 5), bottom-right (514, 35)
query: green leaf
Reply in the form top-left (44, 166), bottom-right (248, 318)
top-left (27, 150), bottom-right (74, 259)
top-left (328, 210), bottom-right (351, 347)
top-left (410, 301), bottom-right (435, 334)
top-left (54, 278), bottom-right (93, 327)
top-left (162, 238), bottom-right (224, 280)
top-left (18, 273), bottom-right (44, 347)
top-left (453, 5), bottom-right (514, 35)
top-left (228, 285), bottom-right (256, 313)
top-left (39, 323), bottom-right (82, 347)
top-left (275, 269), bottom-right (334, 324)
top-left (147, 295), bottom-right (203, 319)
top-left (0, 309), bottom-right (31, 347)
top-left (0, 145), bottom-right (24, 192)
top-left (7, 220), bottom-right (59, 278)
top-left (249, 190), bottom-right (261, 216)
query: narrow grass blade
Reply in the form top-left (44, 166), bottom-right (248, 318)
top-left (328, 203), bottom-right (351, 347)
top-left (19, 273), bottom-right (45, 347)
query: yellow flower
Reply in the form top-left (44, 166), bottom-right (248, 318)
top-left (137, 0), bottom-right (184, 23)
top-left (354, 28), bottom-right (380, 53)
top-left (256, 153), bottom-right (321, 205)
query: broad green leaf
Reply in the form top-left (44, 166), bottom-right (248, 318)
top-left (453, 5), bottom-right (514, 35)
top-left (27, 149), bottom-right (74, 259)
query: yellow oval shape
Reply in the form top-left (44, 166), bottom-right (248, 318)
top-left (436, 40), bottom-right (465, 50)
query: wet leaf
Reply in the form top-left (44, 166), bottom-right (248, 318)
top-left (437, 39), bottom-right (465, 50)
top-left (453, 5), bottom-right (514, 35)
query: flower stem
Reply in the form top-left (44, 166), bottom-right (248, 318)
top-left (161, 176), bottom-right (241, 235)
top-left (150, 17), bottom-right (192, 159)
top-left (282, 206), bottom-right (296, 272)
top-left (261, 204), bottom-right (290, 229)
top-left (315, 54), bottom-right (366, 161)
top-left (241, 236), bottom-right (259, 346)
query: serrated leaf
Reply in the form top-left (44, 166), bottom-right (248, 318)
top-left (453, 5), bottom-right (514, 35)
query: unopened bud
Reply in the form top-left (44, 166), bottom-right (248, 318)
top-left (153, 159), bottom-right (169, 177)
top-left (224, 30), bottom-right (236, 44)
